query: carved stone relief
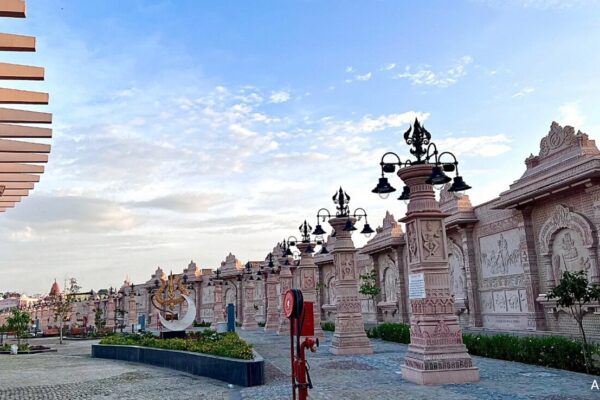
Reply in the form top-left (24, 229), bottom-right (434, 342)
top-left (421, 220), bottom-right (444, 260)
top-left (448, 239), bottom-right (467, 300)
top-left (225, 287), bottom-right (236, 307)
top-left (407, 221), bottom-right (419, 263)
top-left (479, 228), bottom-right (523, 278)
top-left (326, 276), bottom-right (337, 305)
top-left (552, 229), bottom-right (591, 277)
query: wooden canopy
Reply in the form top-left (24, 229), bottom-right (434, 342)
top-left (0, 0), bottom-right (51, 214)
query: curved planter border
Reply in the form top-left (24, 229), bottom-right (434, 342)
top-left (92, 344), bottom-right (264, 387)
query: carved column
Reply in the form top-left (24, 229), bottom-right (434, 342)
top-left (276, 264), bottom-right (293, 335)
top-left (586, 185), bottom-right (600, 284)
top-left (264, 271), bottom-right (280, 332)
top-left (457, 226), bottom-right (483, 327)
top-left (297, 242), bottom-right (325, 339)
top-left (399, 164), bottom-right (479, 385)
top-left (128, 296), bottom-right (137, 328)
top-left (395, 247), bottom-right (410, 323)
top-left (329, 217), bottom-right (373, 355)
top-left (213, 283), bottom-right (226, 330)
top-left (106, 298), bottom-right (116, 331)
top-left (241, 280), bottom-right (258, 330)
top-left (519, 206), bottom-right (547, 330)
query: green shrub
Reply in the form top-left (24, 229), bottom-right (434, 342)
top-left (193, 320), bottom-right (212, 327)
top-left (362, 322), bottom-right (598, 374)
top-left (463, 333), bottom-right (600, 374)
top-left (321, 321), bottom-right (335, 332)
top-left (367, 322), bottom-right (410, 344)
top-left (99, 331), bottom-right (254, 360)
top-left (258, 321), bottom-right (266, 328)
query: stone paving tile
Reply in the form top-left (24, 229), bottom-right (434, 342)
top-left (0, 338), bottom-right (230, 400)
top-left (238, 330), bottom-right (600, 400)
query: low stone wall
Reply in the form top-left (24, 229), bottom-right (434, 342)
top-left (91, 344), bottom-right (264, 387)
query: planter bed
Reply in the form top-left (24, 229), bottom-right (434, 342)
top-left (92, 344), bottom-right (264, 387)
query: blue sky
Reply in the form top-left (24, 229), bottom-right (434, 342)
top-left (1, 0), bottom-right (600, 293)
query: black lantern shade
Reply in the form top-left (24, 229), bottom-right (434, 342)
top-left (425, 166), bottom-right (452, 186)
top-left (448, 175), bottom-right (472, 192)
top-left (320, 244), bottom-right (329, 254)
top-left (342, 219), bottom-right (357, 231)
top-left (397, 185), bottom-right (410, 201)
top-left (360, 223), bottom-right (374, 236)
top-left (312, 224), bottom-right (326, 236)
top-left (372, 177), bottom-right (396, 199)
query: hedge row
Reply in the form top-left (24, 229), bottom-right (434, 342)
top-left (100, 331), bottom-right (254, 360)
top-left (321, 321), bottom-right (599, 374)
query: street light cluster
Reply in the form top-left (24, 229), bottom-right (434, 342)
top-left (371, 119), bottom-right (472, 200)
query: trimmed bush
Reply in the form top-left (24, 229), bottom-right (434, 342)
top-left (321, 321), bottom-right (335, 332)
top-left (362, 322), bottom-right (599, 374)
top-left (367, 323), bottom-right (410, 344)
top-left (463, 333), bottom-right (600, 374)
top-left (99, 331), bottom-right (254, 360)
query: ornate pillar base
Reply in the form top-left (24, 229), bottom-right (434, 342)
top-left (264, 274), bottom-right (280, 333)
top-left (329, 217), bottom-right (373, 355)
top-left (241, 282), bottom-right (258, 331)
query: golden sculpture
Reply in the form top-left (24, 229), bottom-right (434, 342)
top-left (154, 272), bottom-right (189, 311)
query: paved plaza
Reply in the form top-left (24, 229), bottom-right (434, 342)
top-left (1, 333), bottom-right (599, 399)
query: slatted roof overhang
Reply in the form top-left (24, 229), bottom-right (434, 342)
top-left (492, 157), bottom-right (600, 210)
top-left (0, 0), bottom-right (52, 214)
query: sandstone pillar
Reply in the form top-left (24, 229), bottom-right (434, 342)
top-left (264, 270), bottom-right (280, 332)
top-left (399, 164), bottom-right (479, 385)
top-left (106, 298), bottom-right (116, 331)
top-left (519, 206), bottom-right (547, 330)
top-left (297, 242), bottom-right (325, 339)
top-left (128, 296), bottom-right (137, 328)
top-left (213, 283), bottom-right (226, 330)
top-left (329, 217), bottom-right (373, 355)
top-left (457, 226), bottom-right (483, 327)
top-left (241, 280), bottom-right (258, 330)
top-left (276, 264), bottom-right (293, 335)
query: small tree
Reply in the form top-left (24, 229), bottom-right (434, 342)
top-left (6, 308), bottom-right (31, 346)
top-left (548, 270), bottom-right (600, 374)
top-left (94, 307), bottom-right (106, 333)
top-left (359, 270), bottom-right (381, 324)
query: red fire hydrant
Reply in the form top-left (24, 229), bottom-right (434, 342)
top-left (294, 337), bottom-right (319, 400)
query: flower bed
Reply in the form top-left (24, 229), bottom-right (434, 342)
top-left (93, 331), bottom-right (263, 386)
top-left (100, 331), bottom-right (254, 360)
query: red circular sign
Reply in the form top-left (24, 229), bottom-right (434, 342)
top-left (283, 289), bottom-right (295, 318)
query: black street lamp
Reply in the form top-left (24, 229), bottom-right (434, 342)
top-left (311, 187), bottom-right (375, 244)
top-left (372, 118), bottom-right (472, 200)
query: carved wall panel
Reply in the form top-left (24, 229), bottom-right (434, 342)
top-left (448, 239), bottom-right (467, 300)
top-left (420, 219), bottom-right (445, 261)
top-left (479, 228), bottom-right (523, 279)
top-left (551, 228), bottom-right (591, 276)
top-left (225, 287), bottom-right (236, 307)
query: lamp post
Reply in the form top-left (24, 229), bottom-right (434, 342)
top-left (263, 251), bottom-right (281, 333)
top-left (372, 118), bottom-right (479, 384)
top-left (277, 239), bottom-right (296, 335)
top-left (292, 220), bottom-right (326, 339)
top-left (241, 262), bottom-right (260, 330)
top-left (311, 187), bottom-right (374, 355)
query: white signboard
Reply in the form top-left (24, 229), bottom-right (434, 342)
top-left (409, 273), bottom-right (426, 299)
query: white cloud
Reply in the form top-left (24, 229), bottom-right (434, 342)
top-left (512, 87), bottom-right (535, 97)
top-left (9, 226), bottom-right (36, 242)
top-left (269, 90), bottom-right (291, 103)
top-left (345, 66), bottom-right (355, 73)
top-left (558, 102), bottom-right (585, 127)
top-left (436, 134), bottom-right (512, 157)
top-left (394, 56), bottom-right (473, 88)
top-left (355, 72), bottom-right (372, 81)
top-left (381, 63), bottom-right (396, 71)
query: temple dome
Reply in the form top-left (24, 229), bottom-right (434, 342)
top-left (49, 280), bottom-right (61, 297)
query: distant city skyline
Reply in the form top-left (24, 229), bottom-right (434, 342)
top-left (1, 0), bottom-right (600, 294)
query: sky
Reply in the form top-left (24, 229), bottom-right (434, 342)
top-left (1, 0), bottom-right (600, 294)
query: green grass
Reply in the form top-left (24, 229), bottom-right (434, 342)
top-left (99, 331), bottom-right (254, 360)
top-left (321, 321), bottom-right (335, 332)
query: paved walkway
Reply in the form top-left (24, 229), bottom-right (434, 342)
top-left (1, 334), bottom-right (599, 399)
top-left (0, 338), bottom-right (230, 400)
top-left (238, 330), bottom-right (600, 400)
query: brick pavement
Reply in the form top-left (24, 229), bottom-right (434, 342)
top-left (238, 330), bottom-right (600, 400)
top-left (1, 334), bottom-right (599, 399)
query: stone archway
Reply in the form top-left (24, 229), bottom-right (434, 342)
top-left (539, 204), bottom-right (598, 287)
